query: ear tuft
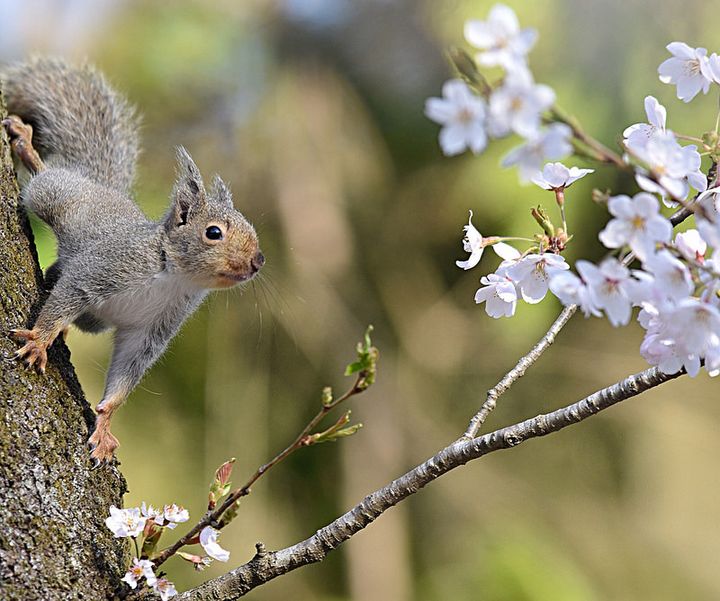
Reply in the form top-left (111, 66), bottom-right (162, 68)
top-left (210, 175), bottom-right (234, 209)
top-left (167, 146), bottom-right (207, 228)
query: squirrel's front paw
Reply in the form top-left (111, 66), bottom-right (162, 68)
top-left (2, 114), bottom-right (30, 139)
top-left (88, 426), bottom-right (119, 466)
top-left (2, 115), bottom-right (45, 174)
top-left (11, 329), bottom-right (49, 374)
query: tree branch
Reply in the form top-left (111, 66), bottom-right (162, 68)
top-left (463, 304), bottom-right (578, 438)
top-left (178, 365), bottom-right (682, 600)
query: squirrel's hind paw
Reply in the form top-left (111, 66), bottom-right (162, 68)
top-left (11, 329), bottom-right (49, 374)
top-left (88, 427), bottom-right (119, 465)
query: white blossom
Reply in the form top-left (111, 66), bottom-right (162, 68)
top-left (707, 52), bottom-right (720, 84)
top-left (425, 79), bottom-right (488, 156)
top-left (531, 162), bottom-right (594, 190)
top-left (474, 272), bottom-right (518, 318)
top-left (464, 4), bottom-right (537, 71)
top-left (598, 193), bottom-right (672, 260)
top-left (455, 210), bottom-right (484, 270)
top-left (576, 258), bottom-right (634, 326)
top-left (501, 123), bottom-right (572, 182)
top-left (623, 96), bottom-right (667, 153)
top-left (163, 504), bottom-right (190, 529)
top-left (121, 558), bottom-right (156, 589)
top-left (658, 42), bottom-right (714, 102)
top-left (642, 250), bottom-right (693, 301)
top-left (506, 253), bottom-right (569, 304)
top-left (640, 328), bottom-right (701, 376)
top-left (152, 577), bottom-right (178, 601)
top-left (200, 526), bottom-right (230, 562)
top-left (639, 297), bottom-right (720, 377)
top-left (704, 342), bottom-right (720, 377)
top-left (548, 270), bottom-right (600, 317)
top-left (664, 298), bottom-right (720, 357)
top-left (455, 211), bottom-right (520, 270)
top-left (674, 229), bottom-right (707, 262)
top-left (105, 506), bottom-right (146, 538)
top-left (141, 503), bottom-right (165, 526)
top-left (488, 71), bottom-right (555, 139)
top-left (634, 132), bottom-right (705, 201)
top-left (696, 189), bottom-right (720, 248)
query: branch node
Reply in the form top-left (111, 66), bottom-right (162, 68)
top-left (254, 542), bottom-right (268, 558)
top-left (503, 431), bottom-right (522, 447)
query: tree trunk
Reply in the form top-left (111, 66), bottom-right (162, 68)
top-left (0, 88), bottom-right (128, 599)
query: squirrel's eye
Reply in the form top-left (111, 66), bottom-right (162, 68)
top-left (205, 225), bottom-right (224, 241)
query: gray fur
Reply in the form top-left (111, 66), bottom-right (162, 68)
top-left (2, 58), bottom-right (262, 419)
top-left (3, 58), bottom-right (139, 194)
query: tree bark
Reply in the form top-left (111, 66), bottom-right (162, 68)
top-left (0, 88), bottom-right (128, 600)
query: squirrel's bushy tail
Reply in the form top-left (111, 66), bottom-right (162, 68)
top-left (2, 57), bottom-right (139, 193)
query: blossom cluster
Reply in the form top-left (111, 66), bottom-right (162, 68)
top-left (550, 217), bottom-right (720, 377)
top-left (456, 164), bottom-right (592, 318)
top-left (442, 4), bottom-right (720, 378)
top-left (424, 4), bottom-right (572, 180)
top-left (106, 503), bottom-right (231, 598)
top-left (623, 95), bottom-right (706, 203)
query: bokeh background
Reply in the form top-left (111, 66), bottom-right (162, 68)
top-left (2, 0), bottom-right (719, 599)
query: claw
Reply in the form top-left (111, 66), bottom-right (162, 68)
top-left (10, 329), bottom-right (49, 374)
top-left (88, 425), bottom-right (119, 465)
top-left (3, 114), bottom-right (45, 174)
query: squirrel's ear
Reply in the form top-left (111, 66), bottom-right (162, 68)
top-left (167, 147), bottom-right (207, 228)
top-left (209, 175), bottom-right (234, 209)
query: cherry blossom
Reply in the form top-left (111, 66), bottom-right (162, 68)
top-left (121, 558), bottom-right (156, 589)
top-left (464, 4), bottom-right (537, 71)
top-left (633, 132), bottom-right (705, 200)
top-left (623, 96), bottom-right (667, 153)
top-left (152, 577), bottom-right (178, 601)
top-left (696, 190), bottom-right (720, 248)
top-left (674, 229), bottom-right (707, 262)
top-left (425, 79), bottom-right (488, 156)
top-left (640, 327), bottom-right (701, 377)
top-left (488, 71), bottom-right (555, 138)
top-left (506, 253), bottom-right (569, 304)
top-left (163, 503), bottom-right (190, 529)
top-left (531, 162), bottom-right (594, 190)
top-left (548, 271), bottom-right (599, 317)
top-left (200, 526), bottom-right (230, 562)
top-left (105, 506), bottom-right (146, 538)
top-left (641, 250), bottom-right (693, 301)
top-left (141, 503), bottom-right (165, 526)
top-left (501, 123), bottom-right (572, 182)
top-left (658, 42), bottom-right (714, 102)
top-left (704, 342), bottom-right (720, 377)
top-left (576, 259), bottom-right (634, 326)
top-left (663, 298), bottom-right (720, 357)
top-left (455, 211), bottom-right (521, 270)
top-left (707, 52), bottom-right (720, 84)
top-left (598, 193), bottom-right (672, 260)
top-left (474, 272), bottom-right (518, 318)
top-left (455, 210), bottom-right (484, 270)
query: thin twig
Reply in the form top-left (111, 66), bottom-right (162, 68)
top-left (463, 303), bottom-right (577, 439)
top-left (550, 106), bottom-right (626, 170)
top-left (152, 375), bottom-right (368, 568)
top-left (178, 365), bottom-right (683, 600)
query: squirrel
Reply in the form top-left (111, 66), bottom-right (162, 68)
top-left (1, 58), bottom-right (264, 465)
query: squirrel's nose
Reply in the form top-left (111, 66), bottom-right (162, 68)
top-left (250, 251), bottom-right (265, 273)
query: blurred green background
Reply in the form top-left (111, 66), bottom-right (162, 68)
top-left (2, 0), bottom-right (720, 599)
